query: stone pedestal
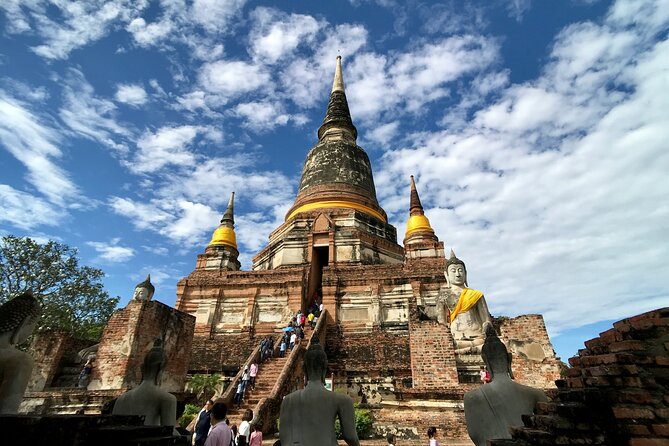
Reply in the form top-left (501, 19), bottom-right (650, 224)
top-left (88, 300), bottom-right (195, 392)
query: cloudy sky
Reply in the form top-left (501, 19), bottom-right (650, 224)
top-left (1, 0), bottom-right (667, 361)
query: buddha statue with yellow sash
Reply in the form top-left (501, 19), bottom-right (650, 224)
top-left (437, 250), bottom-right (492, 354)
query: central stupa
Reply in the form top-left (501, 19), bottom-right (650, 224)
top-left (253, 56), bottom-right (403, 280)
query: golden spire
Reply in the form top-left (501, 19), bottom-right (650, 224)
top-left (209, 192), bottom-right (237, 248)
top-left (405, 175), bottom-right (435, 237)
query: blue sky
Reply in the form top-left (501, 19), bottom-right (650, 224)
top-left (1, 0), bottom-right (667, 363)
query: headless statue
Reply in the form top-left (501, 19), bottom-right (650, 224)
top-left (0, 291), bottom-right (41, 414)
top-left (113, 339), bottom-right (177, 428)
top-left (437, 250), bottom-right (492, 354)
top-left (464, 324), bottom-right (548, 446)
top-left (280, 344), bottom-right (360, 446)
top-left (133, 274), bottom-right (155, 301)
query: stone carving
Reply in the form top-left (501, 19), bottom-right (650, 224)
top-left (280, 344), bottom-right (360, 446)
top-left (436, 250), bottom-right (492, 354)
top-left (0, 291), bottom-right (41, 414)
top-left (112, 338), bottom-right (177, 428)
top-left (464, 324), bottom-right (548, 446)
top-left (133, 274), bottom-right (155, 301)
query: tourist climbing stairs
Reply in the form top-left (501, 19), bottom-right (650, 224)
top-left (222, 310), bottom-right (329, 431)
top-left (225, 353), bottom-right (290, 423)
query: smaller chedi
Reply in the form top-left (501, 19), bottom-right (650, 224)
top-left (112, 338), bottom-right (177, 428)
top-left (437, 250), bottom-right (492, 354)
top-left (0, 291), bottom-right (41, 414)
top-left (464, 324), bottom-right (548, 445)
top-left (133, 274), bottom-right (155, 301)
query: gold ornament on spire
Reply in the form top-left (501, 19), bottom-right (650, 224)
top-left (405, 175), bottom-right (435, 237)
top-left (209, 192), bottom-right (238, 248)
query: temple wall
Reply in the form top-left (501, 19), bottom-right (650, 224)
top-left (176, 268), bottom-right (306, 337)
top-left (372, 400), bottom-right (469, 441)
top-left (88, 300), bottom-right (195, 392)
top-left (27, 331), bottom-right (94, 392)
top-left (498, 314), bottom-right (561, 388)
top-left (188, 334), bottom-right (257, 372)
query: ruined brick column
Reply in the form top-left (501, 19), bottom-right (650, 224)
top-left (88, 300), bottom-right (195, 392)
top-left (408, 282), bottom-right (459, 388)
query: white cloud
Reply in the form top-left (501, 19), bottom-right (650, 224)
top-left (279, 24), bottom-right (368, 109)
top-left (377, 0), bottom-right (669, 333)
top-left (191, 0), bottom-right (248, 33)
top-left (108, 197), bottom-right (173, 231)
top-left (59, 70), bottom-right (132, 153)
top-left (129, 125), bottom-right (201, 174)
top-left (0, 90), bottom-right (80, 206)
top-left (248, 8), bottom-right (322, 63)
top-left (0, 185), bottom-right (65, 230)
top-left (126, 16), bottom-right (174, 47)
top-left (163, 200), bottom-right (220, 242)
top-left (87, 238), bottom-right (135, 262)
top-left (0, 0), bottom-right (147, 60)
top-left (232, 101), bottom-right (295, 131)
top-left (199, 60), bottom-right (271, 99)
top-left (366, 121), bottom-right (400, 146)
top-left (115, 84), bottom-right (148, 106)
top-left (506, 0), bottom-right (532, 22)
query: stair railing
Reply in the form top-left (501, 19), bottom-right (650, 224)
top-left (252, 309), bottom-right (329, 432)
top-left (218, 343), bottom-right (262, 405)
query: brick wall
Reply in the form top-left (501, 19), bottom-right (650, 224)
top-left (409, 321), bottom-right (459, 389)
top-left (89, 300), bottom-right (195, 392)
top-left (27, 331), bottom-right (71, 391)
top-left (490, 307), bottom-right (669, 446)
top-left (373, 401), bottom-right (468, 441)
top-left (325, 325), bottom-right (411, 373)
top-left (497, 314), bottom-right (561, 388)
top-left (189, 333), bottom-right (258, 372)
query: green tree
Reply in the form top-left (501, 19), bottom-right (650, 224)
top-left (186, 374), bottom-right (223, 404)
top-left (0, 235), bottom-right (119, 340)
top-left (179, 404), bottom-right (200, 428)
top-left (334, 404), bottom-right (374, 439)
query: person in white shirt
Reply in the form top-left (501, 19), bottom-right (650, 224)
top-left (237, 409), bottom-right (253, 446)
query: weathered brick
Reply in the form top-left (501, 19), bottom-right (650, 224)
top-left (629, 439), bottom-right (669, 446)
top-left (612, 406), bottom-right (655, 420)
top-left (652, 424), bottom-right (669, 436)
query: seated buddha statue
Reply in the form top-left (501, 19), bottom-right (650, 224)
top-left (112, 338), bottom-right (177, 428)
top-left (436, 250), bottom-right (492, 354)
top-left (0, 291), bottom-right (42, 414)
top-left (464, 324), bottom-right (547, 445)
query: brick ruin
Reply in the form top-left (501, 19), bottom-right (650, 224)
top-left (490, 307), bottom-right (669, 445)
top-left (20, 298), bottom-right (195, 415)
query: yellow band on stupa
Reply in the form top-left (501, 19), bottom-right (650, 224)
top-left (286, 200), bottom-right (386, 222)
top-left (405, 214), bottom-right (435, 237)
top-left (209, 226), bottom-right (237, 249)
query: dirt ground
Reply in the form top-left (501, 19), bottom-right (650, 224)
top-left (260, 434), bottom-right (474, 445)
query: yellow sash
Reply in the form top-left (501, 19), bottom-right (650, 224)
top-left (450, 288), bottom-right (484, 323)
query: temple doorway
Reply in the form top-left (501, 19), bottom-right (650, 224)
top-left (306, 245), bottom-right (328, 312)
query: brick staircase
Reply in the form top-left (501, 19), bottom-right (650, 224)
top-left (226, 331), bottom-right (314, 427)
